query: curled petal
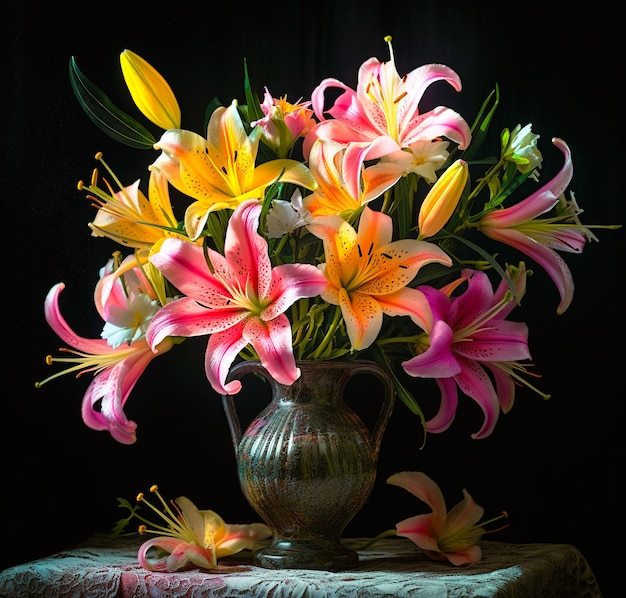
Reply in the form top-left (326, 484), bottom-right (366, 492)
top-left (424, 378), bottom-right (459, 434)
top-left (138, 537), bottom-right (214, 572)
top-left (81, 365), bottom-right (139, 445)
top-left (482, 138), bottom-right (572, 226)
top-left (206, 323), bottom-right (248, 395)
top-left (483, 228), bottom-right (574, 314)
top-left (445, 489), bottom-right (484, 534)
top-left (445, 545), bottom-right (482, 566)
top-left (454, 357), bottom-right (500, 440)
top-left (485, 363), bottom-right (516, 413)
top-left (44, 283), bottom-right (110, 354)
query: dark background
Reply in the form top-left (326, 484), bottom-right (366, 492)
top-left (4, 1), bottom-right (624, 595)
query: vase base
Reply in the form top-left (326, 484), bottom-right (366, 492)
top-left (254, 539), bottom-right (358, 571)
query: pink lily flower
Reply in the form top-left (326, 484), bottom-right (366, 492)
top-left (402, 264), bottom-right (537, 439)
top-left (302, 36), bottom-right (471, 200)
top-left (146, 200), bottom-right (328, 395)
top-left (250, 87), bottom-right (316, 158)
top-left (387, 471), bottom-right (495, 566)
top-left (37, 259), bottom-right (174, 444)
top-left (478, 138), bottom-right (596, 314)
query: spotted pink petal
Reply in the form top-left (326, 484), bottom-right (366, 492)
top-left (148, 201), bottom-right (326, 395)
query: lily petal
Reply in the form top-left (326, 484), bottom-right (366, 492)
top-left (153, 102), bottom-right (317, 240)
top-left (303, 38), bottom-right (471, 163)
top-left (148, 201), bottom-right (326, 395)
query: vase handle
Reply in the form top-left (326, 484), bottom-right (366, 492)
top-left (344, 362), bottom-right (395, 459)
top-left (221, 360), bottom-right (269, 454)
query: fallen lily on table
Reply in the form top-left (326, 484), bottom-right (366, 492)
top-left (363, 471), bottom-right (508, 565)
top-left (113, 485), bottom-right (271, 572)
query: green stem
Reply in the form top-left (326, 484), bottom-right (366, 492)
top-left (310, 305), bottom-right (343, 359)
top-left (358, 528), bottom-right (398, 549)
top-left (467, 157), bottom-right (504, 203)
top-left (377, 335), bottom-right (422, 347)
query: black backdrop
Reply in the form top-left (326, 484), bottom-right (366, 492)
top-left (4, 1), bottom-right (625, 594)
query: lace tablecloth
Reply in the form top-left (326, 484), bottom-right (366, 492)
top-left (0, 535), bottom-right (602, 597)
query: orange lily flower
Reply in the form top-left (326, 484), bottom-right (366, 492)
top-left (307, 206), bottom-right (452, 350)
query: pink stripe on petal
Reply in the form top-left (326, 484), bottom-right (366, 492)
top-left (396, 513), bottom-right (442, 553)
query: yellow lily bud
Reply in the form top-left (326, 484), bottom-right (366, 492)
top-left (418, 159), bottom-right (468, 239)
top-left (120, 50), bottom-right (181, 130)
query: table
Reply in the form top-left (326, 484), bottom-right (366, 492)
top-left (0, 535), bottom-right (602, 597)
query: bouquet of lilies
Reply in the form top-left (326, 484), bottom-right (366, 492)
top-left (37, 35), bottom-right (615, 448)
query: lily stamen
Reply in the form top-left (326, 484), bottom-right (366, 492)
top-left (136, 487), bottom-right (191, 539)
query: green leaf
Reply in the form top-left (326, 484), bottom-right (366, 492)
top-left (446, 232), bottom-right (521, 302)
top-left (460, 85), bottom-right (500, 163)
top-left (110, 497), bottom-right (140, 538)
top-left (69, 56), bottom-right (157, 149)
top-left (243, 58), bottom-right (264, 123)
top-left (491, 164), bottom-right (537, 207)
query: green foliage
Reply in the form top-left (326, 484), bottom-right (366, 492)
top-left (110, 497), bottom-right (141, 538)
top-left (69, 57), bottom-right (157, 149)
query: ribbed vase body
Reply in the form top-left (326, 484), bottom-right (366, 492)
top-left (222, 360), bottom-right (394, 571)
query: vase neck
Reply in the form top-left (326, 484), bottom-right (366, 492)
top-left (277, 361), bottom-right (351, 406)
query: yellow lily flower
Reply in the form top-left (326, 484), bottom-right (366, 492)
top-left (120, 49), bottom-right (181, 130)
top-left (132, 485), bottom-right (271, 572)
top-left (84, 154), bottom-right (181, 249)
top-left (152, 100), bottom-right (318, 240)
top-left (417, 159), bottom-right (468, 239)
top-left (81, 153), bottom-right (193, 305)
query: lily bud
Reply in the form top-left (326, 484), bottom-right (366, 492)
top-left (502, 123), bottom-right (542, 174)
top-left (418, 159), bottom-right (468, 239)
top-left (251, 88), bottom-right (315, 158)
top-left (120, 50), bottom-right (181, 130)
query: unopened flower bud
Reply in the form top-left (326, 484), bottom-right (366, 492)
top-left (502, 123), bottom-right (542, 174)
top-left (120, 50), bottom-right (181, 130)
top-left (251, 88), bottom-right (315, 158)
top-left (418, 159), bottom-right (468, 239)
